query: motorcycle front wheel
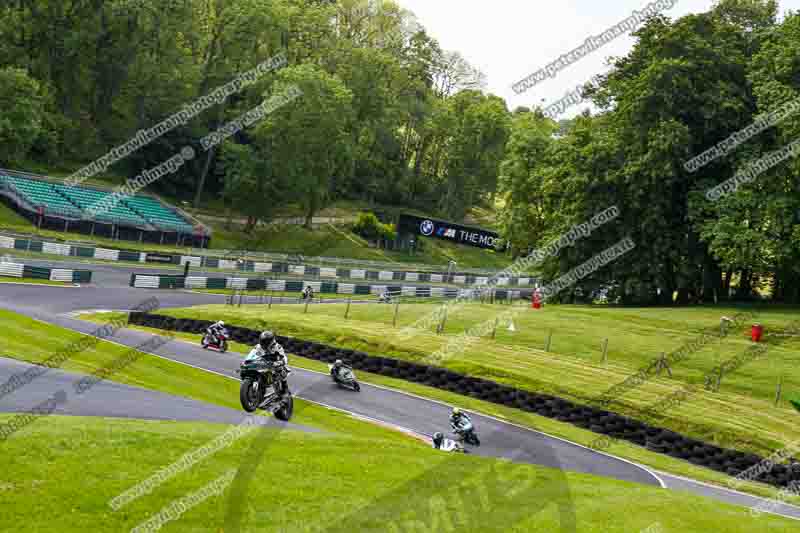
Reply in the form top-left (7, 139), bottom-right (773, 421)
top-left (239, 378), bottom-right (261, 413)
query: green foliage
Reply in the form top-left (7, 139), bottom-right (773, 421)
top-left (353, 212), bottom-right (396, 241)
top-left (0, 68), bottom-right (50, 166)
top-left (500, 6), bottom-right (800, 304)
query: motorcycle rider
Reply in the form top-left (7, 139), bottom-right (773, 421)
top-left (303, 285), bottom-right (314, 301)
top-left (206, 320), bottom-right (226, 347)
top-left (330, 359), bottom-right (349, 381)
top-left (450, 407), bottom-right (473, 438)
top-left (252, 331), bottom-right (289, 394)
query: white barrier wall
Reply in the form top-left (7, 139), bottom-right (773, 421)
top-left (180, 256), bottom-right (202, 268)
top-left (49, 269), bottom-right (73, 282)
top-left (43, 242), bottom-right (71, 256)
top-left (337, 283), bottom-right (355, 294)
top-left (0, 263), bottom-right (24, 277)
top-left (185, 277), bottom-right (208, 289)
top-left (227, 278), bottom-right (248, 289)
top-left (133, 275), bottom-right (159, 288)
top-left (319, 267), bottom-right (337, 278)
top-left (95, 248), bottom-right (120, 261)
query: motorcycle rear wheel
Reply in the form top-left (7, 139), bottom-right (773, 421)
top-left (275, 393), bottom-right (294, 421)
top-left (353, 382), bottom-right (361, 392)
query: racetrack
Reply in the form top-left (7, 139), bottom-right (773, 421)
top-left (2, 280), bottom-right (799, 521)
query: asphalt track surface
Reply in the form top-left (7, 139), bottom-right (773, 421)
top-left (2, 280), bottom-right (800, 521)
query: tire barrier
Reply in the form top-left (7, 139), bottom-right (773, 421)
top-left (129, 312), bottom-right (800, 491)
top-left (129, 274), bottom-right (533, 301)
top-left (0, 261), bottom-right (91, 283)
top-left (0, 232), bottom-right (538, 287)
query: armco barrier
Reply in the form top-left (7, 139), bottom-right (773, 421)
top-left (0, 233), bottom-right (537, 288)
top-left (129, 311), bottom-right (800, 492)
top-left (0, 263), bottom-right (93, 283)
top-left (128, 273), bottom-right (532, 301)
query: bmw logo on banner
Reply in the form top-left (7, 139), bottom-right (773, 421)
top-left (420, 219), bottom-right (435, 236)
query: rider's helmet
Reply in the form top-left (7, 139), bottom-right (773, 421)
top-left (259, 330), bottom-right (276, 350)
top-left (433, 432), bottom-right (444, 447)
top-left (334, 359), bottom-right (343, 366)
top-left (218, 321), bottom-right (225, 328)
top-left (452, 407), bottom-right (461, 417)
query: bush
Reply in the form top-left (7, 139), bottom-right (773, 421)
top-left (353, 212), bottom-right (396, 242)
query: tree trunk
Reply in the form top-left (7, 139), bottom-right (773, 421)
top-left (194, 144), bottom-right (216, 207)
top-left (735, 269), bottom-right (753, 300)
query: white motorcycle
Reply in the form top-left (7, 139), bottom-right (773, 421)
top-left (329, 364), bottom-right (361, 392)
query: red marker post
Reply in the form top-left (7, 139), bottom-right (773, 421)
top-left (751, 323), bottom-right (764, 343)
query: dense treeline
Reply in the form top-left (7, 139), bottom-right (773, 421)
top-left (0, 0), bottom-right (507, 227)
top-left (500, 0), bottom-right (800, 304)
top-left (1, 1), bottom-right (798, 304)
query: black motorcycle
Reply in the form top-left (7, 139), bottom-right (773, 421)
top-left (238, 349), bottom-right (293, 421)
top-left (329, 364), bottom-right (361, 392)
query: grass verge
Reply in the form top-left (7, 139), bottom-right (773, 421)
top-left (80, 311), bottom-right (800, 505)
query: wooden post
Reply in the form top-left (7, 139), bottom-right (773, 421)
top-left (491, 317), bottom-right (499, 339)
top-left (439, 306), bottom-right (448, 334)
top-left (545, 330), bottom-right (553, 352)
top-left (775, 374), bottom-right (783, 406)
top-left (655, 352), bottom-right (672, 377)
top-left (345, 297), bottom-right (351, 319)
top-left (268, 294), bottom-right (273, 309)
top-left (601, 338), bottom-right (609, 363)
top-left (393, 299), bottom-right (400, 327)
top-left (304, 297), bottom-right (310, 314)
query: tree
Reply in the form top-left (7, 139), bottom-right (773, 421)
top-left (254, 65), bottom-right (355, 228)
top-left (0, 67), bottom-right (49, 166)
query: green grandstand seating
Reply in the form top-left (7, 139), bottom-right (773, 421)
top-left (0, 175), bottom-right (193, 233)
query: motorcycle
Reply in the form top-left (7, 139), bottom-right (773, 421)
top-left (238, 348), bottom-right (293, 421)
top-left (452, 417), bottom-right (481, 447)
top-left (201, 329), bottom-right (230, 353)
top-left (435, 436), bottom-right (467, 454)
top-left (329, 364), bottom-right (361, 392)
top-left (378, 292), bottom-right (393, 304)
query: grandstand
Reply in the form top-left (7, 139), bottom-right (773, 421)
top-left (0, 171), bottom-right (210, 246)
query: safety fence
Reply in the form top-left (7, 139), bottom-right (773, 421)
top-left (128, 273), bottom-right (534, 301)
top-left (0, 260), bottom-right (91, 283)
top-left (128, 312), bottom-right (800, 492)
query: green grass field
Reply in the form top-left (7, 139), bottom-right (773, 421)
top-left (76, 311), bottom-right (800, 503)
top-left (3, 310), bottom-right (798, 530)
top-left (4, 415), bottom-right (797, 532)
top-left (138, 302), bottom-right (800, 459)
